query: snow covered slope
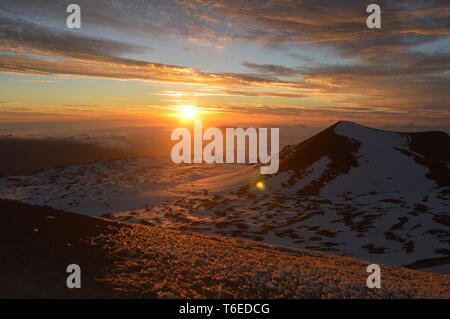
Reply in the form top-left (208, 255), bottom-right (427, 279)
top-left (1, 121), bottom-right (449, 274)
top-left (263, 120), bottom-right (448, 196)
top-left (106, 121), bottom-right (450, 273)
top-left (0, 158), bottom-right (248, 215)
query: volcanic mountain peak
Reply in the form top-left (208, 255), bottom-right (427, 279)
top-left (334, 121), bottom-right (407, 144)
top-left (273, 120), bottom-right (450, 196)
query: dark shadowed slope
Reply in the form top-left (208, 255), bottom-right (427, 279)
top-left (0, 200), bottom-right (124, 298)
top-left (278, 121), bottom-right (361, 196)
top-left (402, 131), bottom-right (450, 187)
top-left (0, 200), bottom-right (449, 298)
top-left (0, 138), bottom-right (131, 176)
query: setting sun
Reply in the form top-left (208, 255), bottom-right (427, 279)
top-left (179, 105), bottom-right (197, 120)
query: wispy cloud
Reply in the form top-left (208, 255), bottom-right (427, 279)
top-left (0, 0), bottom-right (449, 125)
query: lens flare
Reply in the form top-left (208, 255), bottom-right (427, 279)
top-left (256, 181), bottom-right (265, 191)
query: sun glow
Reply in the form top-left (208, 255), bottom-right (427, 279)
top-left (178, 105), bottom-right (197, 120)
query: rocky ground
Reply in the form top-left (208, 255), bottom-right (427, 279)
top-left (0, 200), bottom-right (448, 298)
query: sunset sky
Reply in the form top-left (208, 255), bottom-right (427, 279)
top-left (1, 0), bottom-right (449, 135)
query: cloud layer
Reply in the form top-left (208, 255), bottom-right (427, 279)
top-left (0, 0), bottom-right (449, 125)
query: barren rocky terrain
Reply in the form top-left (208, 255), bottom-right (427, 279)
top-left (0, 200), bottom-right (448, 298)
